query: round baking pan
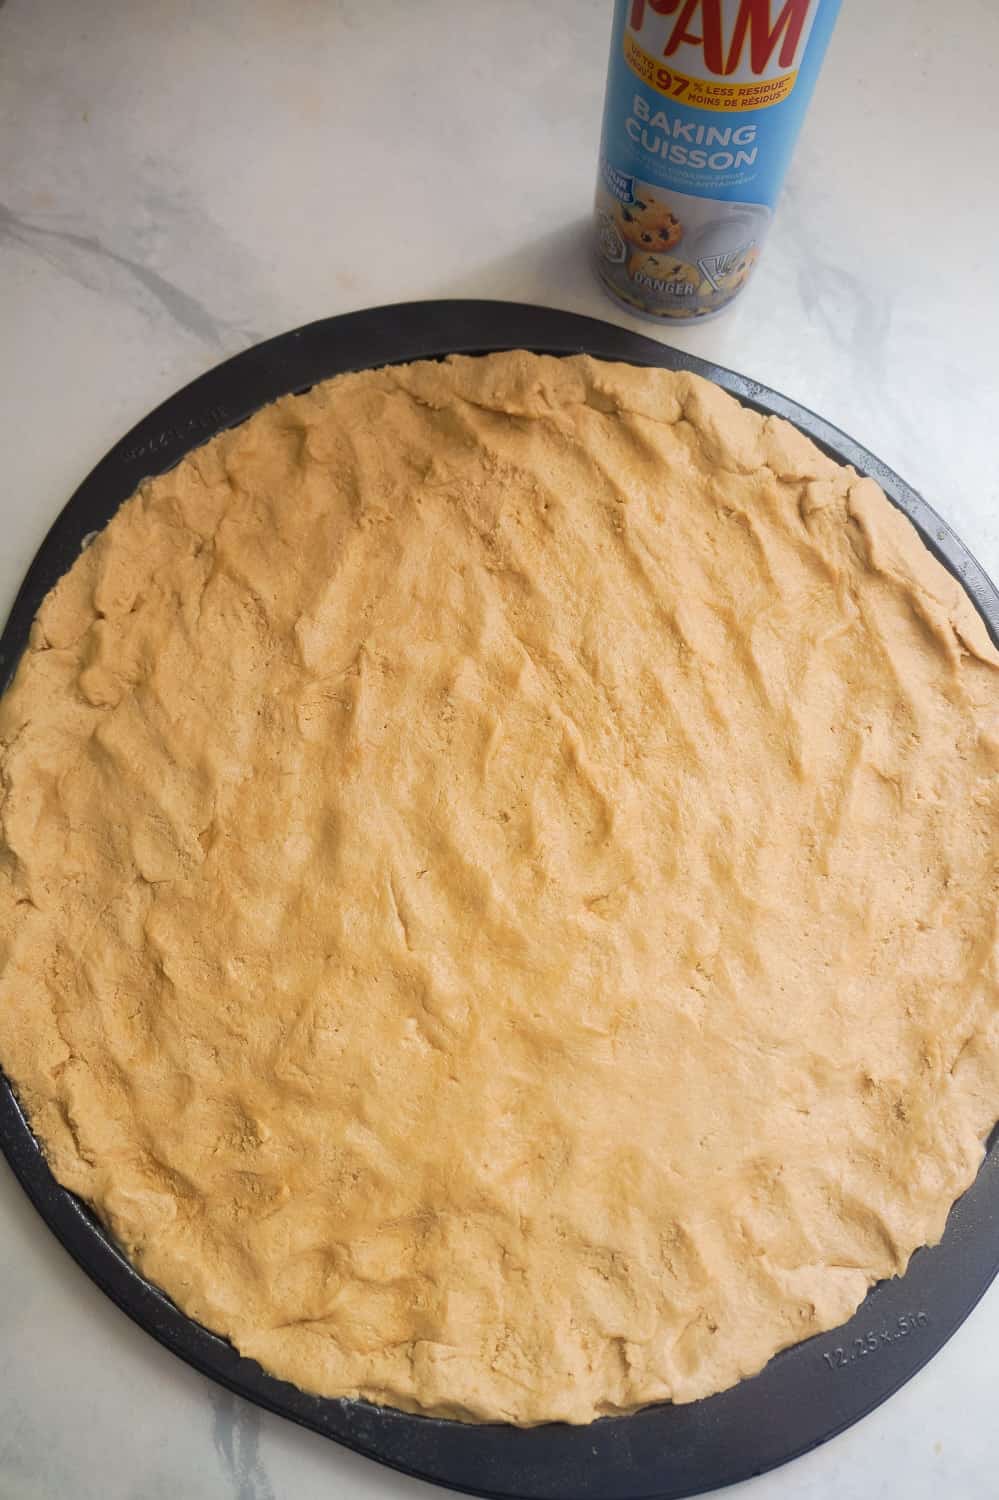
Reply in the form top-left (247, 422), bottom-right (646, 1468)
top-left (1, 301), bottom-right (997, 1500)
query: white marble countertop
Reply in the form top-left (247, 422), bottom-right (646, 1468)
top-left (2, 1), bottom-right (998, 1496)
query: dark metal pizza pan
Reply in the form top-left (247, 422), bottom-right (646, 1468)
top-left (1, 300), bottom-right (997, 1500)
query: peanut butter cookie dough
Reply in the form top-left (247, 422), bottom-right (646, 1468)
top-left (2, 353), bottom-right (999, 1425)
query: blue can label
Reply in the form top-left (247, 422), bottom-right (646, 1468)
top-left (594, 0), bottom-right (840, 320)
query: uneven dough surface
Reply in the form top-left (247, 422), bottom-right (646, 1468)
top-left (2, 352), bottom-right (999, 1425)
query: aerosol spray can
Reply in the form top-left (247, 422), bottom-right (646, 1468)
top-left (594, 0), bottom-right (841, 322)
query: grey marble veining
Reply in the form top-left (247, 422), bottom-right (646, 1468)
top-left (210, 1392), bottom-right (275, 1500)
top-left (2, 1), bottom-right (998, 1497)
top-left (0, 200), bottom-right (234, 346)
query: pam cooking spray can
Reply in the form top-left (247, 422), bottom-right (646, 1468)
top-left (594, 0), bottom-right (841, 322)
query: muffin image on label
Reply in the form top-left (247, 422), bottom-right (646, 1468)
top-left (595, 176), bottom-right (770, 322)
top-left (614, 192), bottom-right (683, 275)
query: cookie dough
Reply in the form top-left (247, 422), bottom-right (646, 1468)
top-left (2, 353), bottom-right (999, 1426)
